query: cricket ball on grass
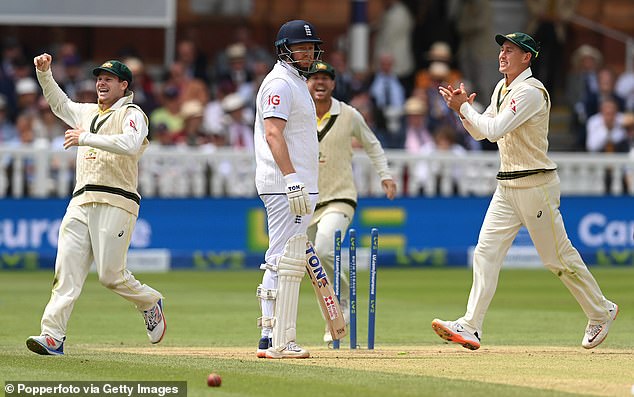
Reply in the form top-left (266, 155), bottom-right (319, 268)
top-left (207, 373), bottom-right (222, 387)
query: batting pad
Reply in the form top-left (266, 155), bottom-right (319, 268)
top-left (272, 233), bottom-right (307, 350)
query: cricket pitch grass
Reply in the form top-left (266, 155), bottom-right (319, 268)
top-left (1, 268), bottom-right (632, 396)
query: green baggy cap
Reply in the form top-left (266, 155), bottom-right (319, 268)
top-left (495, 32), bottom-right (539, 58)
top-left (92, 60), bottom-right (132, 84)
top-left (307, 61), bottom-right (336, 79)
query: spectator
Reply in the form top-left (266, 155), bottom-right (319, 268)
top-left (415, 41), bottom-right (462, 91)
top-left (623, 112), bottom-right (634, 193)
top-left (0, 37), bottom-right (24, 82)
top-left (242, 58), bottom-right (270, 110)
top-left (0, 94), bottom-right (18, 144)
top-left (15, 77), bottom-right (41, 115)
top-left (176, 39), bottom-right (209, 83)
top-left (586, 98), bottom-right (629, 194)
top-left (76, 80), bottom-right (97, 103)
top-left (0, 37), bottom-right (25, 118)
top-left (33, 96), bottom-right (66, 143)
top-left (150, 123), bottom-right (174, 147)
top-left (373, 0), bottom-right (415, 92)
top-left (615, 59), bottom-right (634, 112)
top-left (328, 50), bottom-right (354, 102)
top-left (58, 55), bottom-right (84, 101)
top-left (625, 112), bottom-right (634, 152)
top-left (586, 97), bottom-right (628, 153)
top-left (124, 56), bottom-right (158, 114)
top-left (425, 63), bottom-right (456, 130)
top-left (216, 43), bottom-right (253, 101)
top-left (585, 68), bottom-right (625, 116)
top-left (567, 45), bottom-right (603, 150)
top-left (581, 68), bottom-right (625, 149)
top-left (51, 42), bottom-right (81, 83)
top-left (403, 96), bottom-right (433, 154)
top-left (149, 85), bottom-right (184, 141)
top-left (164, 61), bottom-right (208, 105)
top-left (369, 52), bottom-right (406, 148)
top-left (174, 100), bottom-right (209, 147)
top-left (221, 92), bottom-right (253, 150)
top-left (403, 96), bottom-right (435, 195)
top-left (9, 112), bottom-right (48, 196)
top-left (431, 126), bottom-right (467, 195)
top-left (213, 25), bottom-right (274, 80)
top-left (203, 80), bottom-right (235, 137)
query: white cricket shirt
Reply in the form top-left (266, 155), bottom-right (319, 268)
top-left (254, 61), bottom-right (319, 194)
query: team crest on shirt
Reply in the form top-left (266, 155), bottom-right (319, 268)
top-left (318, 151), bottom-right (326, 164)
top-left (509, 98), bottom-right (517, 114)
top-left (84, 148), bottom-right (97, 160)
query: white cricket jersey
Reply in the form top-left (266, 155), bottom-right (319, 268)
top-left (254, 61), bottom-right (319, 194)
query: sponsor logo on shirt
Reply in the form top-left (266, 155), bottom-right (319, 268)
top-left (509, 98), bottom-right (517, 114)
top-left (268, 95), bottom-right (280, 106)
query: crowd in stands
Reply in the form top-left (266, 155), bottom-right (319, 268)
top-left (1, 0), bottom-right (634, 192)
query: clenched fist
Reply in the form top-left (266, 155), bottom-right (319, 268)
top-left (34, 53), bottom-right (52, 72)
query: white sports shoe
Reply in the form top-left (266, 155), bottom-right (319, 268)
top-left (582, 302), bottom-right (618, 349)
top-left (26, 335), bottom-right (65, 355)
top-left (142, 299), bottom-right (166, 344)
top-left (431, 318), bottom-right (481, 350)
top-left (265, 341), bottom-right (310, 359)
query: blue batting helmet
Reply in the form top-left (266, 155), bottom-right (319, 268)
top-left (274, 20), bottom-right (323, 73)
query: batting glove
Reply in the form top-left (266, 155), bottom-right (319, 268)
top-left (284, 173), bottom-right (311, 216)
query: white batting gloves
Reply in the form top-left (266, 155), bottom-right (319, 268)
top-left (284, 173), bottom-right (311, 216)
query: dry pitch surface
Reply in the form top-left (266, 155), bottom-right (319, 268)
top-left (96, 345), bottom-right (634, 397)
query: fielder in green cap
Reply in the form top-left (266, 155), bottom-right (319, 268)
top-left (431, 33), bottom-right (618, 352)
top-left (305, 60), bottom-right (396, 345)
top-left (28, 53), bottom-right (165, 356)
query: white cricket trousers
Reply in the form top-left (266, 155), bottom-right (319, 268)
top-left (307, 210), bottom-right (352, 303)
top-left (458, 178), bottom-right (612, 336)
top-left (259, 194), bottom-right (316, 338)
top-left (40, 203), bottom-right (163, 340)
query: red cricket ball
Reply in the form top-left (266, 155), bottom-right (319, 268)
top-left (207, 373), bottom-right (222, 387)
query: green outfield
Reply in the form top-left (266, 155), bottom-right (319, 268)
top-left (1, 268), bottom-right (632, 397)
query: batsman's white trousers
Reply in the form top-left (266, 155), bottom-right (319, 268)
top-left (40, 203), bottom-right (163, 340)
top-left (259, 194), bottom-right (317, 337)
top-left (458, 176), bottom-right (613, 336)
top-left (307, 209), bottom-right (352, 303)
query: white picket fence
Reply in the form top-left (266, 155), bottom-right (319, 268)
top-left (1, 146), bottom-right (632, 198)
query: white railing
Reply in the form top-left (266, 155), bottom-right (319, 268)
top-left (0, 146), bottom-right (632, 198)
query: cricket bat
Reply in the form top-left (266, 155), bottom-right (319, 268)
top-left (305, 241), bottom-right (347, 341)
